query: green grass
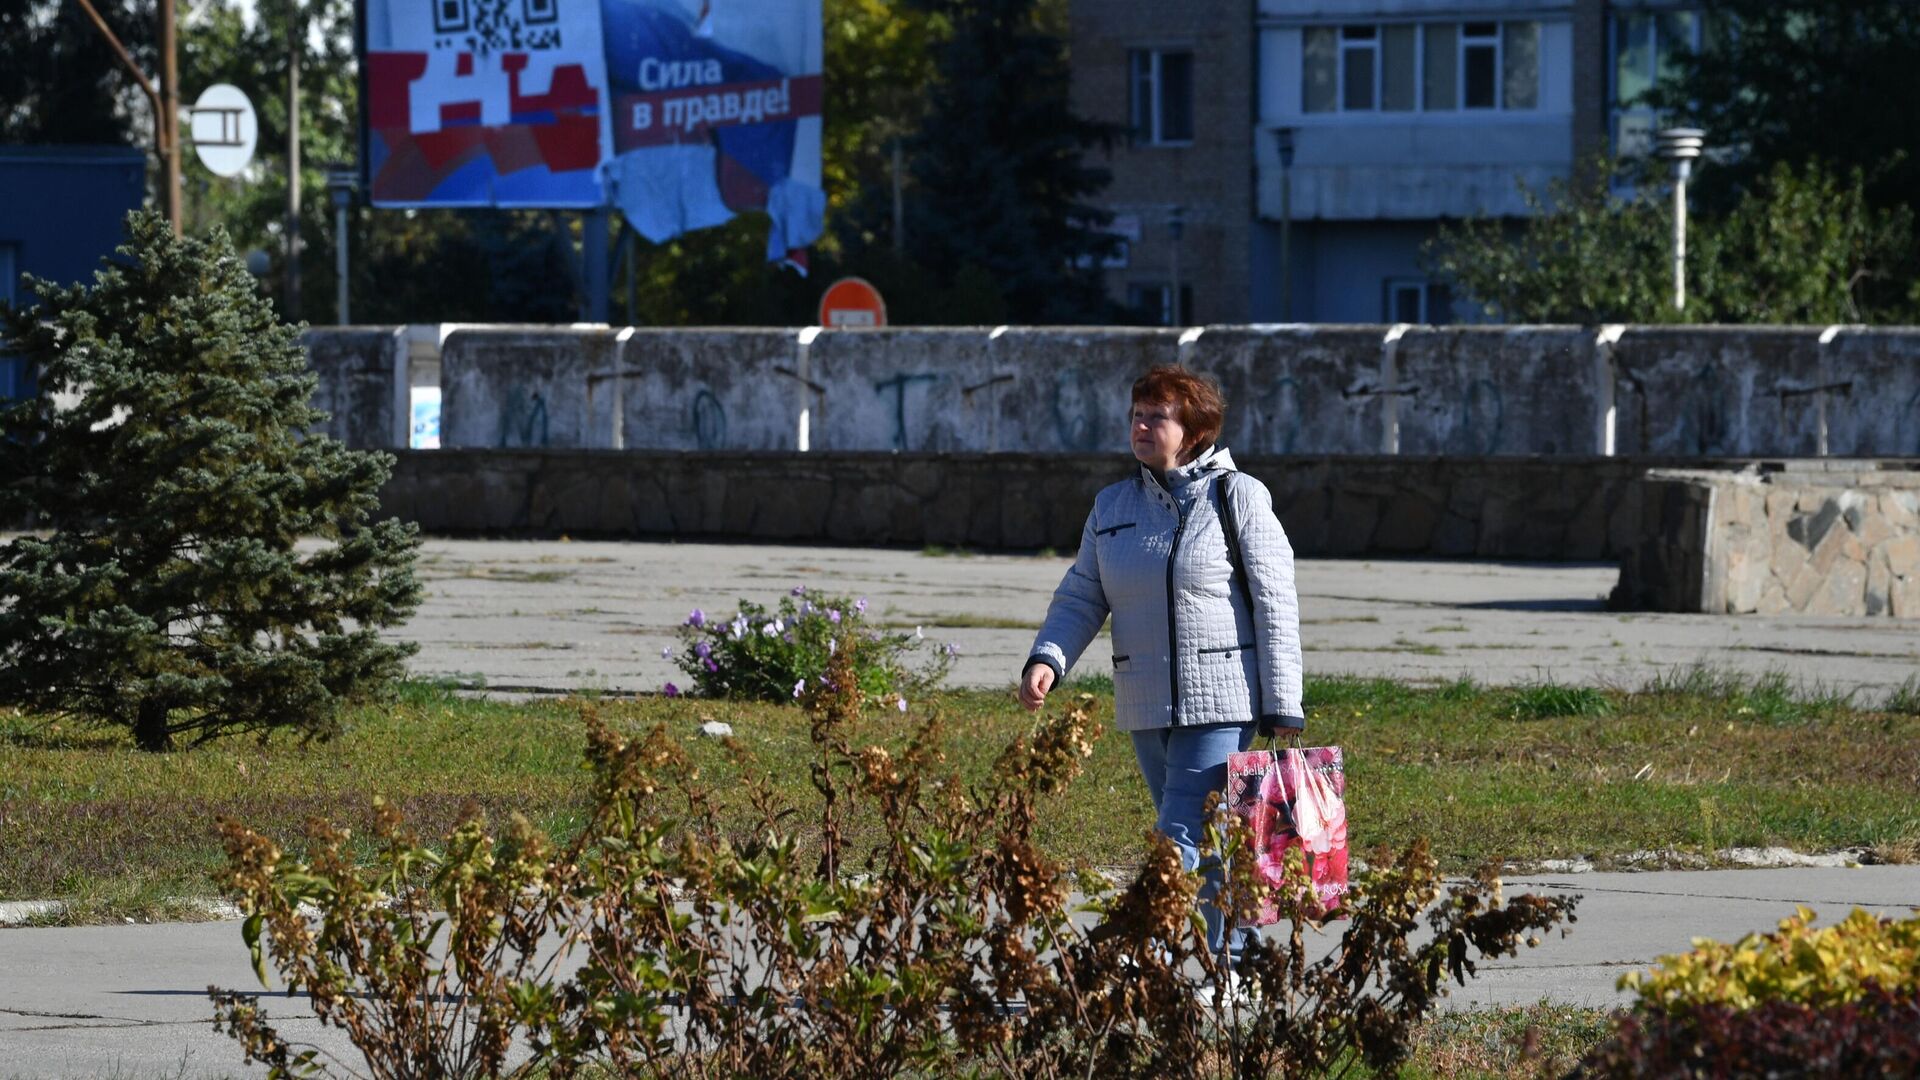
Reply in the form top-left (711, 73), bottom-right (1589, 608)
top-left (1507, 682), bottom-right (1613, 720)
top-left (1385, 1003), bottom-right (1616, 1079)
top-left (5, 671), bottom-right (1919, 919)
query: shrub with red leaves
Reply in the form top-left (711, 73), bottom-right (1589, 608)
top-left (1573, 988), bottom-right (1920, 1079)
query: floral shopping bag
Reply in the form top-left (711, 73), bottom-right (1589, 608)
top-left (1225, 744), bottom-right (1349, 925)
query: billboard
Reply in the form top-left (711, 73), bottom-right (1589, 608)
top-left (363, 0), bottom-right (823, 258)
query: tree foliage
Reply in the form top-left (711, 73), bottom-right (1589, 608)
top-left (903, 0), bottom-right (1121, 323)
top-left (1424, 160), bottom-right (1920, 325)
top-left (0, 211), bottom-right (421, 751)
top-left (0, 0), bottom-right (153, 145)
top-left (1642, 0), bottom-right (1920, 216)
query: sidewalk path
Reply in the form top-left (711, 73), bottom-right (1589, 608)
top-left (406, 539), bottom-right (1920, 704)
top-left (4, 867), bottom-right (1917, 1078)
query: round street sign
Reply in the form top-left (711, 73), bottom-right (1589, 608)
top-left (190, 84), bottom-right (257, 178)
top-left (818, 277), bottom-right (887, 328)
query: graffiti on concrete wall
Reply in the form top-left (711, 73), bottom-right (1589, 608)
top-left (873, 373), bottom-right (939, 450)
top-left (691, 389), bottom-right (728, 450)
top-left (1453, 378), bottom-right (1505, 455)
top-left (1682, 363), bottom-right (1729, 455)
top-left (498, 386), bottom-right (550, 448)
top-left (1259, 376), bottom-right (1301, 454)
top-left (1050, 369), bottom-right (1106, 452)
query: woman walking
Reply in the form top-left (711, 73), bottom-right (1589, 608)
top-left (1019, 365), bottom-right (1304, 966)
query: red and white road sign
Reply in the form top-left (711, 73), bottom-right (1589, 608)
top-left (818, 277), bottom-right (887, 328)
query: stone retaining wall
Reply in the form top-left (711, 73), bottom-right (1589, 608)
top-left (376, 451), bottom-right (1842, 561)
top-left (1611, 463), bottom-right (1920, 615)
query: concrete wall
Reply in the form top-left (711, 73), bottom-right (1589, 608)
top-left (440, 327), bottom-right (621, 449)
top-left (302, 323), bottom-right (1920, 460)
top-left (1613, 464), bottom-right (1920, 617)
top-left (373, 450), bottom-right (1840, 560)
top-left (303, 327), bottom-right (407, 449)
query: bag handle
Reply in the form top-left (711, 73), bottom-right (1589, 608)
top-left (1219, 474), bottom-right (1312, 744)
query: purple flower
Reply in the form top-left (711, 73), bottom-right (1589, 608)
top-left (827, 609), bottom-right (841, 624)
top-left (686, 608), bottom-right (706, 628)
top-left (660, 646), bottom-right (672, 659)
top-left (944, 642), bottom-right (959, 657)
top-left (793, 678), bottom-right (806, 698)
top-left (703, 657), bottom-right (719, 672)
top-left (895, 695), bottom-right (908, 713)
top-left (762, 621), bottom-right (779, 637)
top-left (695, 641), bottom-right (712, 659)
top-left (663, 682), bottom-right (680, 698)
top-left (854, 597), bottom-right (869, 614)
top-left (828, 637), bottom-right (837, 655)
top-left (791, 585), bottom-right (808, 596)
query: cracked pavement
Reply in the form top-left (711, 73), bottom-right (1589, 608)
top-left (404, 538), bottom-right (1920, 703)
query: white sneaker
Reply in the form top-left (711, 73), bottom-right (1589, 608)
top-left (1194, 969), bottom-right (1259, 1012)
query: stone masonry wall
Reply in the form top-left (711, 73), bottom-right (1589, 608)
top-left (1612, 464), bottom-right (1920, 616)
top-left (375, 451), bottom-right (1845, 561)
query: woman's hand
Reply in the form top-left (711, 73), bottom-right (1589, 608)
top-left (1018, 663), bottom-right (1055, 711)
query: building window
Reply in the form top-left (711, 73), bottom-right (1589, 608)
top-left (1611, 8), bottom-right (1710, 155)
top-left (1341, 26), bottom-right (1377, 110)
top-left (1131, 49), bottom-right (1194, 145)
top-left (1304, 21), bottom-right (1540, 114)
top-left (1384, 278), bottom-right (1453, 325)
top-left (1128, 282), bottom-right (1193, 327)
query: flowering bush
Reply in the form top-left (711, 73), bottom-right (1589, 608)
top-left (1573, 907), bottom-right (1920, 1077)
top-left (664, 587), bottom-right (953, 705)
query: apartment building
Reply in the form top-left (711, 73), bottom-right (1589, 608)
top-left (1072, 0), bottom-right (1707, 324)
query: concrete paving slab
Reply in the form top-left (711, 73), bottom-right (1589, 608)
top-left (402, 539), bottom-right (1920, 705)
top-left (4, 867), bottom-right (1917, 1078)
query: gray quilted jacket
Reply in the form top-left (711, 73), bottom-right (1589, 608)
top-left (1026, 446), bottom-right (1305, 733)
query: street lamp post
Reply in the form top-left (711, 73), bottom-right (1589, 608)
top-left (1167, 205), bottom-right (1186, 327)
top-left (325, 166), bottom-right (357, 324)
top-left (1273, 127), bottom-right (1296, 320)
top-left (1656, 127), bottom-right (1704, 313)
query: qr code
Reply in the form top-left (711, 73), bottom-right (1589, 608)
top-left (433, 0), bottom-right (562, 54)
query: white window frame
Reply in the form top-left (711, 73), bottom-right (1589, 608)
top-left (1385, 278), bottom-right (1429, 323)
top-left (1131, 48), bottom-right (1195, 147)
top-left (1339, 26), bottom-right (1380, 111)
top-left (1302, 20), bottom-right (1542, 117)
top-left (1128, 282), bottom-right (1191, 327)
top-left (1609, 7), bottom-right (1705, 158)
top-left (1459, 21), bottom-right (1503, 110)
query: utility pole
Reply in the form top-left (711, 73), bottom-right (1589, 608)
top-left (891, 139), bottom-right (904, 255)
top-left (285, 0), bottom-right (303, 316)
top-left (71, 0), bottom-right (180, 234)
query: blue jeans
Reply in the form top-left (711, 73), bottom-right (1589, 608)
top-left (1130, 721), bottom-right (1260, 962)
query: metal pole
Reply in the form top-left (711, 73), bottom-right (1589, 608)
top-left (334, 197), bottom-right (349, 324)
top-left (160, 0), bottom-right (180, 233)
top-left (285, 0), bottom-right (302, 316)
top-left (1168, 207), bottom-right (1184, 328)
top-left (891, 139), bottom-right (905, 255)
top-left (1672, 161), bottom-right (1689, 312)
top-left (1279, 170), bottom-right (1292, 321)
top-left (582, 209), bottom-right (610, 322)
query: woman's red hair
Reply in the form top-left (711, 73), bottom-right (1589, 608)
top-left (1132, 365), bottom-right (1226, 453)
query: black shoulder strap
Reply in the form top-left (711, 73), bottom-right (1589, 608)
top-left (1214, 473), bottom-right (1255, 617)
